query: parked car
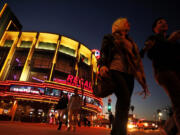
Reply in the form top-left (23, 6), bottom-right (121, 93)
top-left (93, 118), bottom-right (109, 127)
top-left (127, 120), bottom-right (137, 129)
top-left (137, 120), bottom-right (158, 130)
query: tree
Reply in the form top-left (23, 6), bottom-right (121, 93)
top-left (130, 105), bottom-right (134, 115)
top-left (157, 109), bottom-right (161, 115)
top-left (163, 105), bottom-right (173, 118)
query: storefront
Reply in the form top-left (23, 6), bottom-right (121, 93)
top-left (0, 80), bottom-right (102, 123)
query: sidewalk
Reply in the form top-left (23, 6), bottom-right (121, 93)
top-left (0, 121), bottom-right (110, 135)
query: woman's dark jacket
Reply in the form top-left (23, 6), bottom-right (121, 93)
top-left (98, 33), bottom-right (147, 90)
top-left (98, 34), bottom-right (115, 68)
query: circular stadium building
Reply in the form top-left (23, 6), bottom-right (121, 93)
top-left (0, 4), bottom-right (102, 123)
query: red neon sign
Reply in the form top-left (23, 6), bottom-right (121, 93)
top-left (66, 75), bottom-right (92, 91)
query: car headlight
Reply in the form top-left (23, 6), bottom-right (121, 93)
top-left (144, 123), bottom-right (148, 127)
top-left (127, 124), bottom-right (134, 129)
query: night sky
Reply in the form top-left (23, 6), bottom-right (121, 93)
top-left (2, 0), bottom-right (180, 120)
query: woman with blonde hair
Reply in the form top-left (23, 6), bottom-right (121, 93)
top-left (99, 18), bottom-right (149, 135)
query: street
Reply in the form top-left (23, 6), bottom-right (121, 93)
top-left (0, 121), bottom-right (164, 135)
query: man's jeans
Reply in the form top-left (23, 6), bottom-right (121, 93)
top-left (155, 70), bottom-right (180, 134)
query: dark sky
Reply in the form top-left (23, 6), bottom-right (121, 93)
top-left (2, 0), bottom-right (180, 120)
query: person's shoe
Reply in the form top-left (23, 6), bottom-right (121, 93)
top-left (66, 126), bottom-right (71, 131)
top-left (57, 121), bottom-right (62, 130)
top-left (72, 127), bottom-right (76, 132)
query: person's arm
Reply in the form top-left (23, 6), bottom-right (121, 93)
top-left (98, 34), bottom-right (113, 77)
top-left (98, 34), bottom-right (113, 67)
top-left (168, 30), bottom-right (180, 42)
top-left (140, 36), bottom-right (156, 58)
top-left (67, 97), bottom-right (73, 109)
top-left (133, 42), bottom-right (150, 98)
top-left (66, 97), bottom-right (68, 105)
top-left (99, 66), bottom-right (109, 77)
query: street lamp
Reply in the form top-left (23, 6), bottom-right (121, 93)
top-left (158, 112), bottom-right (162, 121)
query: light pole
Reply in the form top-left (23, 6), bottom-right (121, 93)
top-left (153, 113), bottom-right (157, 123)
top-left (158, 112), bottom-right (162, 121)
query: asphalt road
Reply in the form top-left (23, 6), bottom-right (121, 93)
top-left (0, 121), bottom-right (164, 135)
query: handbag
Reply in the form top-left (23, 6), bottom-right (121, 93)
top-left (93, 71), bottom-right (115, 98)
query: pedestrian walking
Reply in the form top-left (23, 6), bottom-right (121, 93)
top-left (49, 111), bottom-right (56, 125)
top-left (109, 112), bottom-right (114, 129)
top-left (98, 17), bottom-right (149, 135)
top-left (67, 89), bottom-right (82, 132)
top-left (140, 17), bottom-right (180, 135)
top-left (83, 116), bottom-right (88, 127)
top-left (55, 92), bottom-right (68, 130)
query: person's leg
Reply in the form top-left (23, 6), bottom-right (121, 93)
top-left (84, 118), bottom-right (87, 127)
top-left (67, 110), bottom-right (73, 131)
top-left (112, 88), bottom-right (129, 135)
top-left (72, 111), bottom-right (78, 132)
top-left (65, 109), bottom-right (68, 126)
top-left (57, 110), bottom-right (62, 130)
top-left (162, 115), bottom-right (178, 135)
top-left (77, 113), bottom-right (81, 127)
top-left (156, 70), bottom-right (180, 133)
top-left (59, 109), bottom-right (67, 129)
top-left (111, 70), bottom-right (134, 135)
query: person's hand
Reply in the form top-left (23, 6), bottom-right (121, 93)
top-left (136, 71), bottom-right (150, 99)
top-left (144, 40), bottom-right (155, 49)
top-left (135, 80), bottom-right (150, 99)
top-left (168, 30), bottom-right (180, 42)
top-left (100, 66), bottom-right (109, 77)
top-left (138, 87), bottom-right (150, 99)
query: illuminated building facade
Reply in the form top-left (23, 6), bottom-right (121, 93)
top-left (0, 4), bottom-right (102, 122)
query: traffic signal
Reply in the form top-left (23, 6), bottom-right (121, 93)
top-left (108, 103), bottom-right (111, 112)
top-left (108, 99), bottom-right (111, 112)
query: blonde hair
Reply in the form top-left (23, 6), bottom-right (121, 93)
top-left (112, 18), bottom-right (129, 33)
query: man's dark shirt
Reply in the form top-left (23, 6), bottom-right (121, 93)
top-left (144, 34), bottom-right (180, 71)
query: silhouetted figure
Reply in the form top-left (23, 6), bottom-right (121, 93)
top-left (83, 96), bottom-right (87, 106)
top-left (67, 89), bottom-right (82, 132)
top-left (99, 18), bottom-right (149, 135)
top-left (55, 92), bottom-right (68, 130)
top-left (140, 17), bottom-right (180, 135)
top-left (87, 120), bottom-right (91, 127)
top-left (109, 112), bottom-right (114, 129)
top-left (83, 117), bottom-right (88, 127)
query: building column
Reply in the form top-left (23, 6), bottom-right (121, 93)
top-left (10, 100), bottom-right (18, 121)
top-left (19, 33), bottom-right (39, 81)
top-left (48, 36), bottom-right (61, 81)
top-left (75, 43), bottom-right (81, 77)
top-left (0, 32), bottom-right (21, 81)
